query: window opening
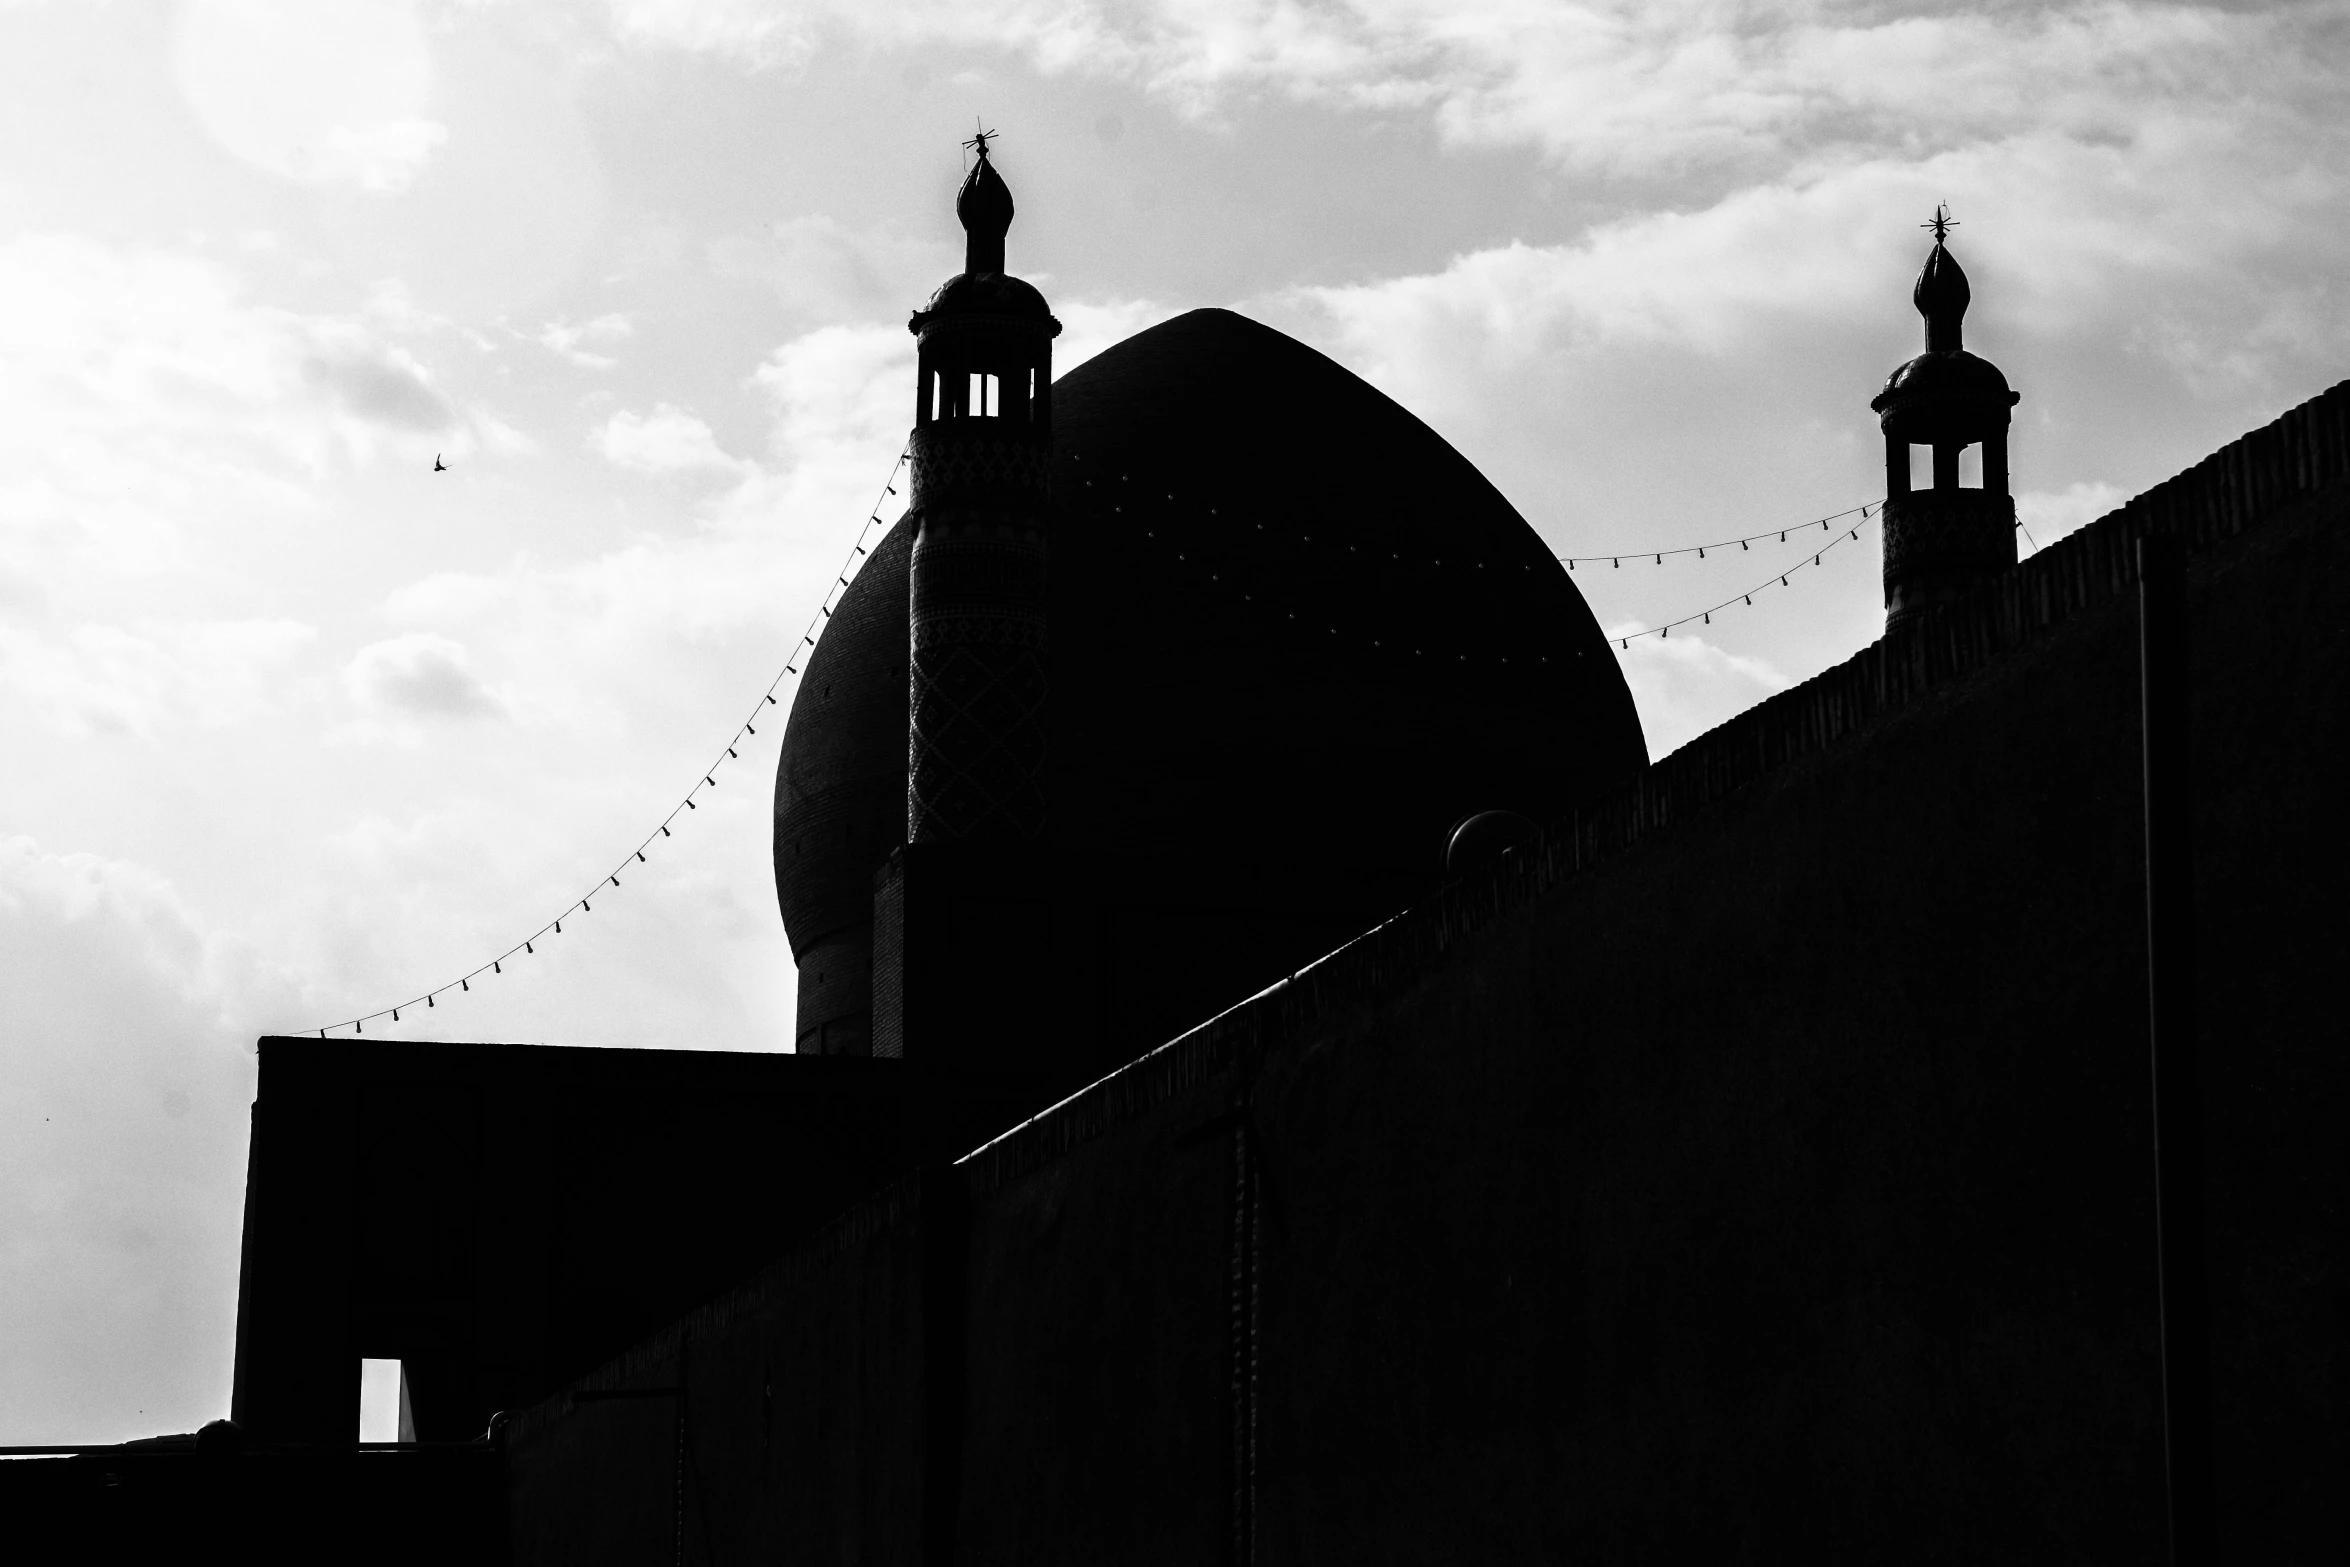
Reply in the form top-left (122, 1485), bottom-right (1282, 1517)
top-left (359, 1358), bottom-right (409, 1443)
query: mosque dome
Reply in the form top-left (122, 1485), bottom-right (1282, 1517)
top-left (776, 306), bottom-right (1646, 1063)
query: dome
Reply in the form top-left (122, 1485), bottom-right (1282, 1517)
top-left (911, 271), bottom-right (1056, 327)
top-left (776, 306), bottom-right (1646, 1064)
top-left (1872, 350), bottom-right (2020, 444)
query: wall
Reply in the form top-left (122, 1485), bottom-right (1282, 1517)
top-left (3, 1442), bottom-right (505, 1566)
top-left (502, 384), bottom-right (2347, 1561)
top-left (231, 1043), bottom-right (1050, 1446)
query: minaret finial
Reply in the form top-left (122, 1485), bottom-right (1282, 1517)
top-left (955, 127), bottom-right (1013, 276)
top-left (1912, 212), bottom-right (1971, 354)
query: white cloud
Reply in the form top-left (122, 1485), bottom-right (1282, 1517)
top-left (1057, 298), bottom-right (1171, 375)
top-left (539, 311), bottom-right (635, 369)
top-left (606, 0), bottom-right (819, 68)
top-left (344, 632), bottom-right (506, 723)
top-left (173, 0), bottom-right (445, 192)
top-left (707, 215), bottom-right (936, 322)
top-left (0, 233), bottom-right (498, 745)
top-left (301, 329), bottom-right (461, 433)
top-left (0, 618), bottom-right (317, 740)
top-left (1609, 623), bottom-right (1792, 761)
top-left (0, 235), bottom-right (472, 575)
top-left (594, 402), bottom-right (750, 474)
top-left (602, 2), bottom-right (2345, 182)
top-left (325, 116), bottom-right (449, 193)
top-left (373, 322), bottom-right (915, 753)
top-left (2018, 480), bottom-right (2128, 555)
top-left (0, 837), bottom-right (292, 1443)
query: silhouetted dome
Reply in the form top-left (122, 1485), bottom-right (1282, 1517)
top-left (912, 270), bottom-right (1054, 325)
top-left (777, 307), bottom-right (1646, 1058)
top-left (1872, 351), bottom-right (2018, 444)
top-left (773, 522), bottom-right (909, 957)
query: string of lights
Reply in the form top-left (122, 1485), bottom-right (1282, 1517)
top-left (309, 461), bottom-right (2018, 1033)
top-left (1607, 510), bottom-right (1877, 645)
top-left (1088, 467), bottom-right (1897, 657)
top-left (303, 448), bottom-right (911, 1038)
top-left (1605, 505), bottom-right (2045, 640)
top-left (1560, 503), bottom-right (1877, 567)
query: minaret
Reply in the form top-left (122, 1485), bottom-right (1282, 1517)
top-left (904, 134), bottom-right (1061, 841)
top-left (1871, 208), bottom-right (2023, 630)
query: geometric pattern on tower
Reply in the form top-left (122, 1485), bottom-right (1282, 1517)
top-left (911, 428), bottom-right (1052, 508)
top-left (1882, 489), bottom-right (2018, 626)
top-left (909, 640), bottom-right (1048, 840)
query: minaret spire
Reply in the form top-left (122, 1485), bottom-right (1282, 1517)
top-left (1914, 206), bottom-right (1969, 354)
top-left (958, 128), bottom-right (1012, 276)
top-left (1869, 210), bottom-right (2022, 631)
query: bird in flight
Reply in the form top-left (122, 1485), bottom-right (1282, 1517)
top-left (433, 454), bottom-right (447, 472)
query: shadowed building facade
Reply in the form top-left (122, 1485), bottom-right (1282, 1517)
top-left (21, 156), bottom-right (2346, 1564)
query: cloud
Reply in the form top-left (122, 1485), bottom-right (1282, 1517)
top-left (707, 216), bottom-right (935, 322)
top-left (539, 312), bottom-right (635, 369)
top-left (606, 0), bottom-right (819, 68)
top-left (0, 233), bottom-right (501, 745)
top-left (0, 234), bottom-right (476, 556)
top-left (1608, 624), bottom-right (1792, 761)
top-left (2017, 480), bottom-right (2128, 555)
top-left (602, 2), bottom-right (2347, 180)
top-left (0, 837), bottom-right (292, 1443)
top-left (344, 632), bottom-right (505, 722)
top-left (325, 116), bottom-right (449, 193)
top-left (0, 618), bottom-right (317, 740)
top-left (594, 403), bottom-right (751, 474)
top-left (366, 321), bottom-right (915, 753)
top-left (173, 0), bottom-right (447, 192)
top-left (1057, 298), bottom-right (1171, 375)
top-left (302, 333), bottom-right (461, 432)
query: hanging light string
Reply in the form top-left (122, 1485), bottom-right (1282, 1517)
top-left (1611, 504), bottom-right (2037, 642)
top-left (1607, 509), bottom-right (1878, 646)
top-left (303, 448), bottom-right (910, 1039)
top-left (1079, 461), bottom-right (1893, 658)
top-left (1561, 503), bottom-right (1877, 567)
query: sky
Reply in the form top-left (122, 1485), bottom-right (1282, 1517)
top-left (3, 0), bottom-right (2345, 1444)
